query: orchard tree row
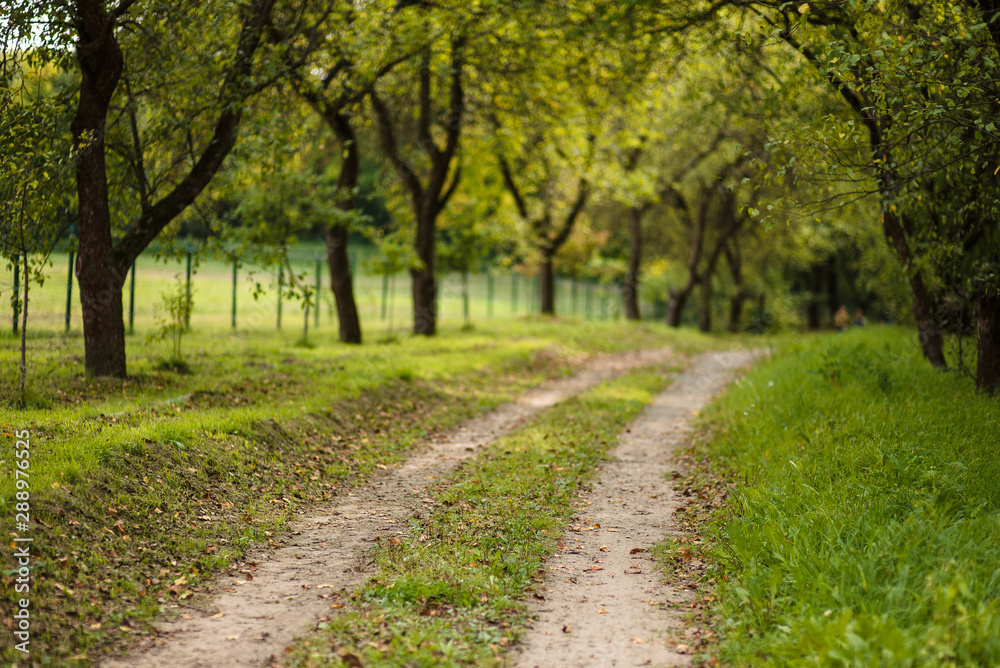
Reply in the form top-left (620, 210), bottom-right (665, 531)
top-left (1, 0), bottom-right (998, 393)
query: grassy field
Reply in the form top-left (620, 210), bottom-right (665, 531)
top-left (0, 318), bottom-right (718, 666)
top-left (1, 245), bottom-right (637, 339)
top-left (696, 326), bottom-right (1000, 666)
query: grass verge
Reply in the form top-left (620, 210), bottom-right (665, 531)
top-left (695, 326), bottom-right (1000, 666)
top-left (281, 369), bottom-right (673, 667)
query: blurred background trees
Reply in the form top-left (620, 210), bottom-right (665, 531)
top-left (2, 0), bottom-right (998, 392)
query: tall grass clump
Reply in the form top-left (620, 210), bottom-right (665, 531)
top-left (705, 326), bottom-right (1000, 666)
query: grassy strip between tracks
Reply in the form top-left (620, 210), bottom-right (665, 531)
top-left (282, 368), bottom-right (674, 667)
top-left (0, 320), bottom-right (708, 666)
top-left (691, 326), bottom-right (1000, 666)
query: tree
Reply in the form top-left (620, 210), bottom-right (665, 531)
top-left (0, 64), bottom-right (73, 401)
top-left (2, 0), bottom-right (325, 377)
top-left (288, 0), bottom-right (418, 344)
top-left (368, 16), bottom-right (466, 336)
top-left (696, 0), bottom-right (1000, 381)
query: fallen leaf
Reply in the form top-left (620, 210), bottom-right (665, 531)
top-left (211, 613), bottom-right (224, 619)
top-left (676, 643), bottom-right (690, 654)
top-left (631, 637), bottom-right (644, 644)
top-left (330, 604), bottom-right (344, 609)
top-left (629, 547), bottom-right (645, 554)
top-left (562, 625), bottom-right (572, 633)
top-left (341, 652), bottom-right (363, 668)
top-left (598, 608), bottom-right (609, 614)
top-left (599, 546), bottom-right (609, 552)
top-left (226, 635), bottom-right (240, 641)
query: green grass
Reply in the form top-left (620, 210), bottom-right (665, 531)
top-left (282, 370), bottom-right (673, 667)
top-left (2, 247), bottom-right (648, 338)
top-left (0, 319), bottom-right (715, 666)
top-left (699, 325), bottom-right (1000, 666)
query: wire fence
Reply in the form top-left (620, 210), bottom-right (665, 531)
top-left (3, 250), bottom-right (662, 340)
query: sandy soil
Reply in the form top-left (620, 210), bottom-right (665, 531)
top-left (100, 347), bottom-right (676, 668)
top-left (512, 349), bottom-right (754, 668)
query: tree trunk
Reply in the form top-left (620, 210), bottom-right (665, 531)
top-left (807, 264), bottom-right (824, 329)
top-left (697, 278), bottom-right (712, 333)
top-left (728, 291), bottom-right (747, 333)
top-left (623, 207), bottom-right (642, 320)
top-left (72, 1), bottom-right (128, 378)
top-left (666, 282), bottom-right (694, 328)
top-left (326, 110), bottom-right (363, 344)
top-left (976, 289), bottom-right (1000, 395)
top-left (412, 207), bottom-right (437, 335)
top-left (326, 224), bottom-right (361, 344)
top-left (540, 252), bottom-right (556, 315)
top-left (882, 209), bottom-right (947, 369)
top-left (911, 270), bottom-right (947, 369)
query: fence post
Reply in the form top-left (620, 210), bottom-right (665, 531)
top-left (464, 271), bottom-right (472, 324)
top-left (231, 259), bottom-right (238, 329)
top-left (571, 279), bottom-right (578, 316)
top-left (128, 261), bottom-right (136, 335)
top-left (314, 258), bottom-right (321, 327)
top-left (277, 264), bottom-right (283, 330)
top-left (184, 244), bottom-right (193, 330)
top-left (65, 250), bottom-right (74, 332)
top-left (381, 272), bottom-right (389, 321)
top-left (585, 282), bottom-right (592, 319)
top-left (512, 274), bottom-right (519, 314)
top-left (487, 272), bottom-right (494, 318)
top-left (12, 254), bottom-right (20, 335)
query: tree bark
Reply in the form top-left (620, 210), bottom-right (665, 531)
top-left (724, 243), bottom-right (747, 333)
top-left (666, 283), bottom-right (694, 327)
top-left (326, 225), bottom-right (361, 344)
top-left (327, 110), bottom-right (362, 344)
top-left (883, 209), bottom-right (947, 368)
top-left (539, 252), bottom-right (556, 315)
top-left (412, 205), bottom-right (438, 335)
top-left (976, 289), bottom-right (1000, 395)
top-left (623, 206), bottom-right (642, 320)
top-left (697, 278), bottom-right (713, 333)
top-left (72, 0), bottom-right (128, 378)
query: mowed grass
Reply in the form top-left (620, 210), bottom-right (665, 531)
top-left (1, 247), bottom-right (641, 337)
top-left (700, 326), bottom-right (1000, 666)
top-left (0, 318), bottom-right (715, 666)
top-left (283, 370), bottom-right (672, 667)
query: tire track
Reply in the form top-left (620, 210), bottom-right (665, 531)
top-left (102, 347), bottom-right (677, 668)
top-left (513, 349), bottom-right (755, 668)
